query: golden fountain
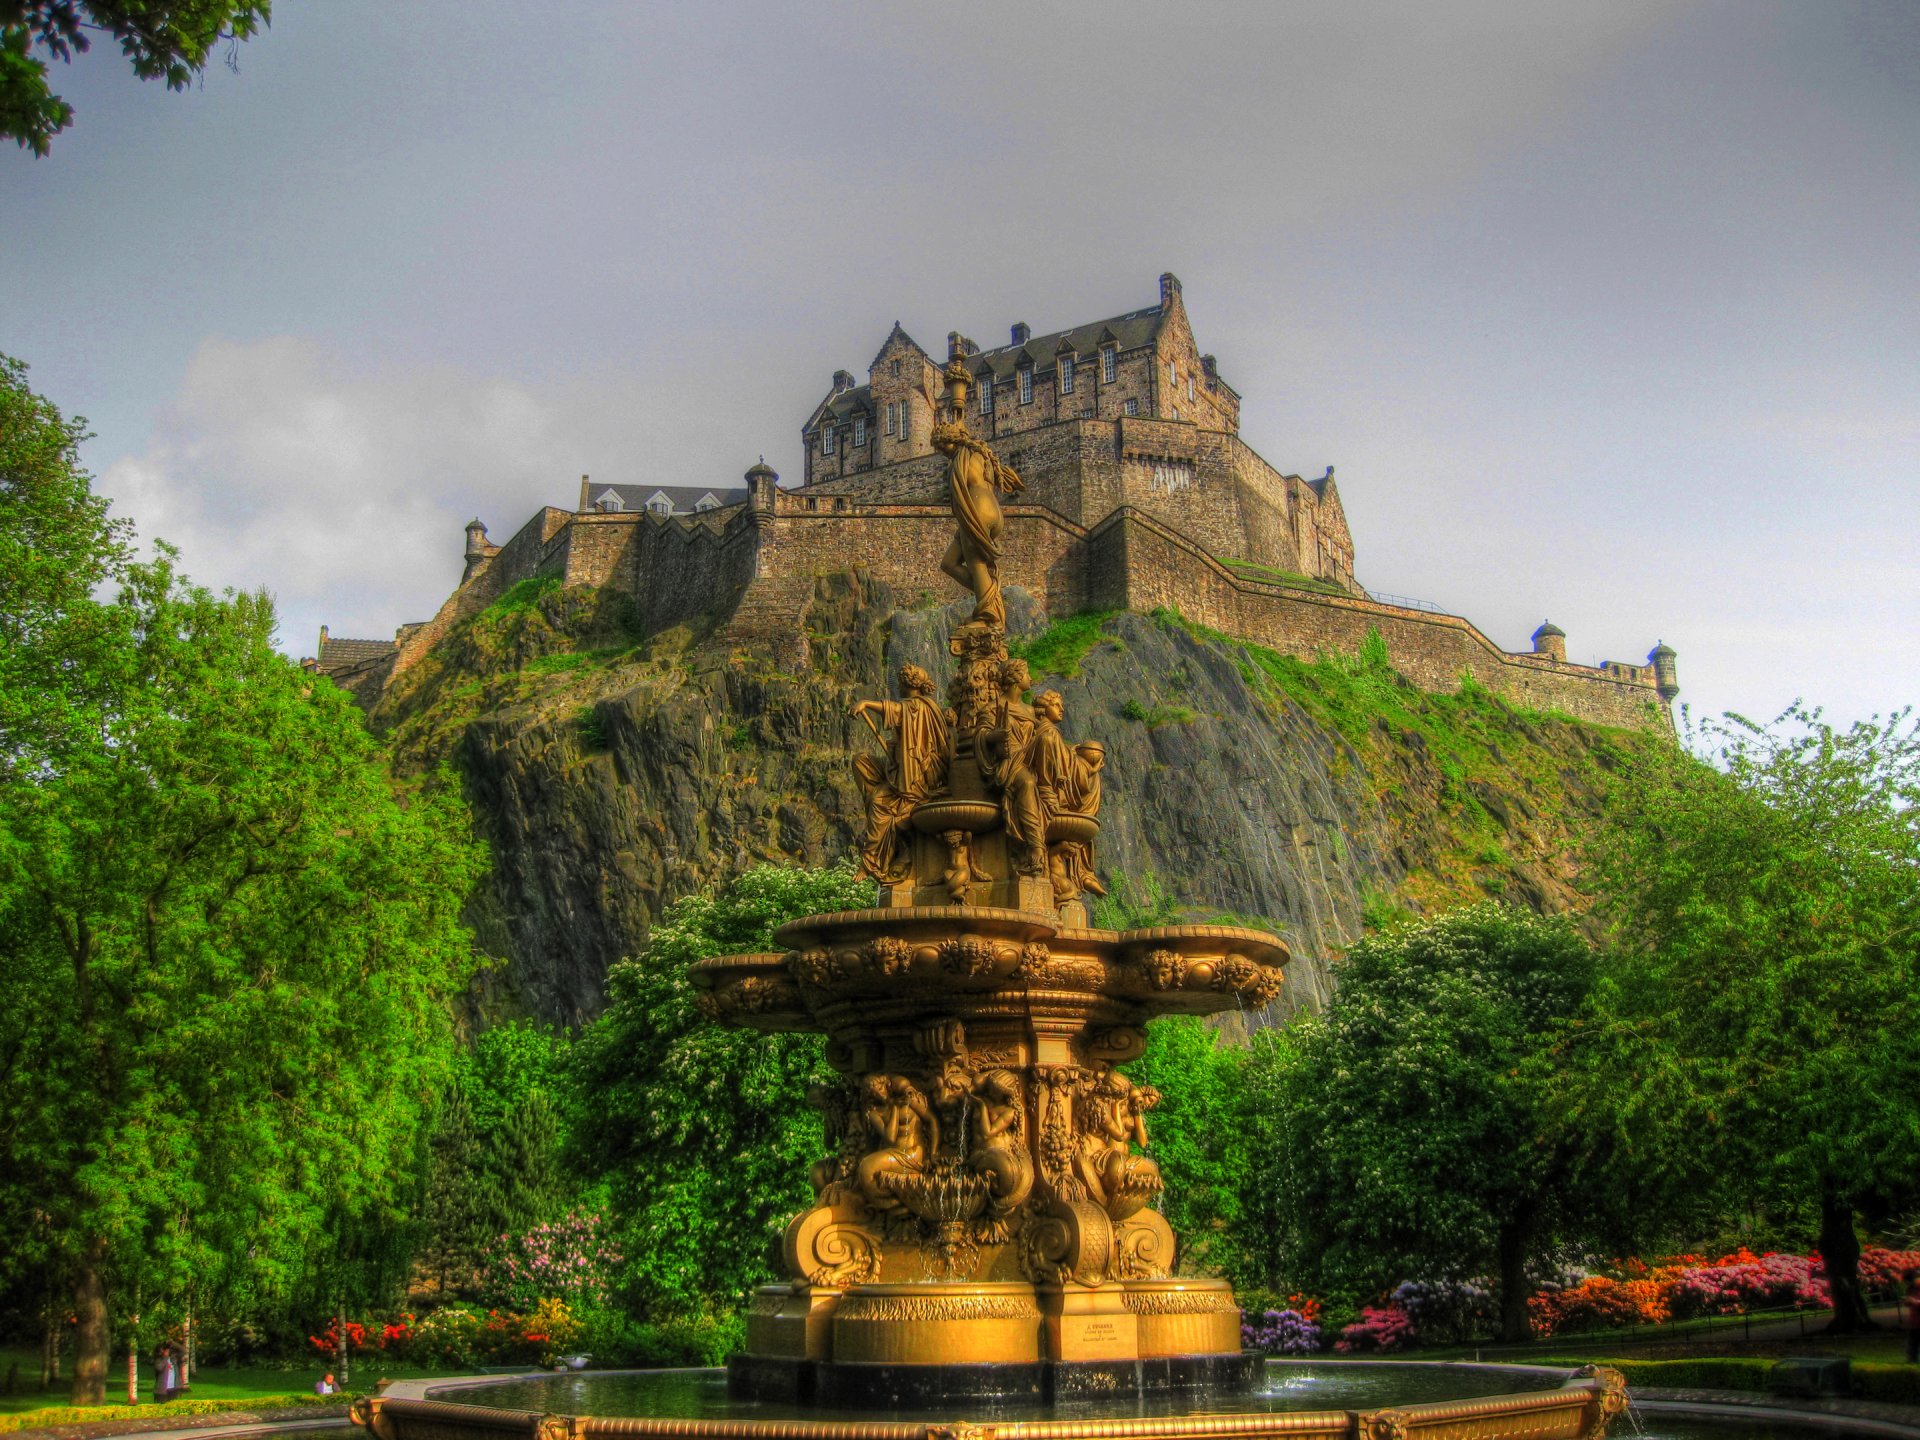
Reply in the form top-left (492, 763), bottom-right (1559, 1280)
top-left (689, 361), bottom-right (1288, 1403)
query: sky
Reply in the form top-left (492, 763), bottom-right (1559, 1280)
top-left (4, 0), bottom-right (1916, 733)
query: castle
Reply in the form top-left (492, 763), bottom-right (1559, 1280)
top-left (307, 274), bottom-right (1678, 730)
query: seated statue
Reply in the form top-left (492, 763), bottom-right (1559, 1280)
top-left (855, 1074), bottom-right (937, 1214)
top-left (966, 1068), bottom-right (1034, 1237)
top-left (1074, 1069), bottom-right (1162, 1220)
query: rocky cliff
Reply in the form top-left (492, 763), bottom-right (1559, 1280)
top-left (372, 574), bottom-right (1656, 1027)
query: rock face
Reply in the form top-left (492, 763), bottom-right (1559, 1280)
top-left (374, 576), bottom-right (1648, 1027)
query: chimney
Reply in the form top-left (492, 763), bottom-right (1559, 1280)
top-left (317, 624), bottom-right (330, 660)
top-left (1159, 272), bottom-right (1183, 310)
top-left (1011, 322), bottom-right (1030, 346)
top-left (832, 369), bottom-right (855, 393)
top-left (577, 474), bottom-right (590, 511)
top-left (947, 332), bottom-right (978, 360)
top-left (1200, 354), bottom-right (1218, 380)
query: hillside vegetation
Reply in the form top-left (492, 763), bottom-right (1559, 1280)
top-left (371, 575), bottom-right (1662, 1024)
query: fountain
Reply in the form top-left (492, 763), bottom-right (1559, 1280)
top-left (354, 360), bottom-right (1628, 1440)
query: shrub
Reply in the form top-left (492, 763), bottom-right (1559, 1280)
top-left (1528, 1275), bottom-right (1673, 1337)
top-left (1242, 1308), bottom-right (1322, 1355)
top-left (1668, 1250), bottom-right (1826, 1317)
top-left (1336, 1304), bottom-right (1415, 1353)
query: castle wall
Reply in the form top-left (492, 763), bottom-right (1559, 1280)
top-left (1089, 509), bottom-right (1669, 731)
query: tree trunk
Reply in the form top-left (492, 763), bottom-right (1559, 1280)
top-left (1818, 1191), bottom-right (1875, 1333)
top-left (125, 1314), bottom-right (138, 1404)
top-left (69, 1247), bottom-right (107, 1407)
top-left (1497, 1217), bottom-right (1533, 1343)
top-left (182, 1302), bottom-right (192, 1389)
top-left (336, 1300), bottom-right (348, 1389)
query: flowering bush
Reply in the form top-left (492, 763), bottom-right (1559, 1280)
top-left (1668, 1250), bottom-right (1826, 1317)
top-left (1859, 1248), bottom-right (1920, 1297)
top-left (1392, 1278), bottom-right (1496, 1344)
top-left (1528, 1275), bottom-right (1673, 1337)
top-left (1242, 1308), bottom-right (1322, 1354)
top-left (307, 1319), bottom-right (375, 1357)
top-left (1336, 1304), bottom-right (1415, 1353)
top-left (482, 1210), bottom-right (622, 1309)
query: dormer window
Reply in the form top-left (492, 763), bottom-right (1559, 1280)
top-left (854, 415), bottom-right (867, 446)
top-left (695, 494), bottom-right (720, 512)
top-left (1101, 346), bottom-right (1117, 383)
top-left (1018, 365), bottom-right (1033, 405)
top-left (1059, 354), bottom-right (1075, 394)
top-left (595, 489), bottom-right (624, 513)
top-left (647, 492), bottom-right (672, 516)
top-left (823, 425), bottom-right (836, 456)
top-left (979, 375), bottom-right (994, 414)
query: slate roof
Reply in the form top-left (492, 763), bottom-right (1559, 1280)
top-left (589, 483), bottom-right (748, 514)
top-left (816, 384), bottom-right (874, 424)
top-left (966, 305), bottom-right (1167, 382)
top-left (315, 636), bottom-right (395, 670)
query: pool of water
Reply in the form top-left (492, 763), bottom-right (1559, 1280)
top-left (441, 1361), bottom-right (1572, 1424)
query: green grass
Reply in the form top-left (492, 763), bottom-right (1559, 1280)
top-left (482, 573), bottom-right (562, 618)
top-left (1121, 698), bottom-right (1197, 728)
top-left (1216, 557), bottom-right (1350, 596)
top-left (0, 1350), bottom-right (445, 1427)
top-left (1009, 610), bottom-right (1124, 679)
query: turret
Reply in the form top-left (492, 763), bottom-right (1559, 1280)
top-left (1649, 641), bottom-right (1679, 700)
top-left (463, 517), bottom-right (495, 581)
top-left (1531, 620), bottom-right (1566, 663)
top-left (746, 458), bottom-right (778, 513)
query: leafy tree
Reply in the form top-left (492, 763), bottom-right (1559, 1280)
top-left (416, 1089), bottom-right (487, 1299)
top-left (1583, 705), bottom-right (1920, 1331)
top-left (1240, 903), bottom-right (1600, 1341)
top-left (0, 374), bottom-right (485, 1401)
top-left (565, 863), bottom-right (869, 1318)
top-left (2, 1), bottom-right (271, 156)
top-left (486, 1090), bottom-right (567, 1239)
top-left (0, 353), bottom-right (130, 773)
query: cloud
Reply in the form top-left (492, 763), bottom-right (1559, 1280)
top-left (99, 337), bottom-right (570, 656)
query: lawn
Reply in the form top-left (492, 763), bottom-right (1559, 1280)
top-left (0, 1349), bottom-right (445, 1426)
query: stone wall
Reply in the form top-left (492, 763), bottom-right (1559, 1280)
top-left (1087, 508), bottom-right (1669, 731)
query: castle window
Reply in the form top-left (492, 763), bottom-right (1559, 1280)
top-left (980, 375), bottom-right (993, 414)
top-left (647, 492), bottom-right (672, 516)
top-left (891, 359), bottom-right (901, 377)
top-left (1101, 346), bottom-right (1117, 383)
top-left (1123, 398), bottom-right (1139, 416)
top-left (823, 425), bottom-right (836, 455)
top-left (854, 415), bottom-right (867, 446)
top-left (1018, 366), bottom-right (1033, 405)
top-left (1059, 355), bottom-right (1075, 394)
top-left (1168, 361), bottom-right (1177, 390)
top-left (884, 401), bottom-right (896, 436)
top-left (695, 494), bottom-right (719, 512)
top-left (1186, 376), bottom-right (1195, 402)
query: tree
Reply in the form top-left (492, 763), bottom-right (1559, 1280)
top-left (565, 863), bottom-right (870, 1318)
top-left (3, 1), bottom-right (271, 155)
top-left (1123, 1015), bottom-right (1249, 1280)
top-left (0, 353), bottom-right (130, 774)
top-left (1240, 903), bottom-right (1600, 1341)
top-left (0, 370), bottom-right (485, 1400)
top-left (1585, 705), bottom-right (1920, 1331)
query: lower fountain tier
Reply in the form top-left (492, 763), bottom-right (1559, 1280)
top-left (733, 1278), bottom-right (1253, 1408)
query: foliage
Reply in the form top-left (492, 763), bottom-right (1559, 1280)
top-left (1389, 1276), bottom-right (1496, 1343)
top-left (1580, 703), bottom-right (1920, 1329)
top-left (1123, 1017), bottom-right (1248, 1277)
top-left (2, 1), bottom-right (271, 156)
top-left (1120, 698), bottom-right (1196, 727)
top-left (480, 1208), bottom-right (620, 1310)
top-left (0, 385), bottom-right (485, 1401)
top-left (0, 353), bottom-right (131, 779)
top-left (1239, 903), bottom-right (1602, 1341)
top-left (1335, 1304), bottom-right (1416, 1353)
top-left (564, 863), bottom-right (871, 1317)
top-left (1007, 609), bottom-right (1123, 679)
top-left (1528, 1274), bottom-right (1673, 1337)
top-left (1241, 1307), bottom-right (1322, 1354)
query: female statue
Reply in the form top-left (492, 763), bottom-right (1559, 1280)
top-left (931, 363), bottom-right (1024, 631)
top-left (851, 664), bottom-right (950, 881)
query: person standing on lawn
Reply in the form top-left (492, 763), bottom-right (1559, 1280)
top-left (154, 1346), bottom-right (176, 1402)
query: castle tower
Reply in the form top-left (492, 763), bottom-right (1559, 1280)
top-left (1649, 641), bottom-right (1680, 700)
top-left (868, 323), bottom-right (938, 463)
top-left (746, 458), bottom-right (778, 512)
top-left (463, 518), bottom-right (495, 581)
top-left (1531, 620), bottom-right (1567, 663)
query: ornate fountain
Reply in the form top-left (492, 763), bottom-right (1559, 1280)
top-left (690, 362), bottom-right (1287, 1403)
